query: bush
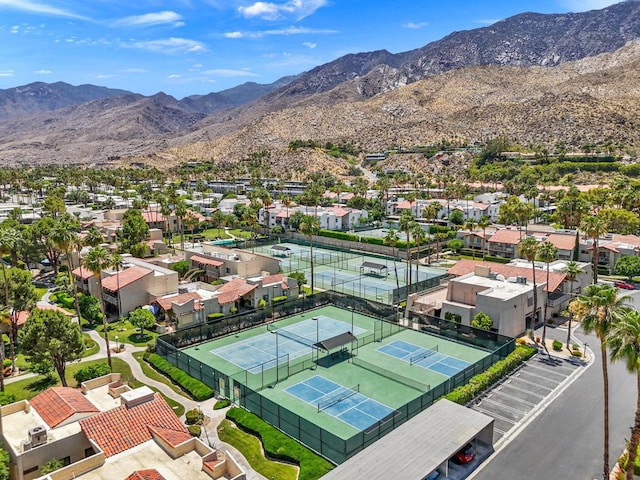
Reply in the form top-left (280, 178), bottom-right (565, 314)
top-left (207, 313), bottom-right (224, 321)
top-left (226, 408), bottom-right (333, 480)
top-left (552, 340), bottom-right (563, 351)
top-left (73, 363), bottom-right (111, 384)
top-left (145, 353), bottom-right (213, 401)
top-left (0, 392), bottom-right (16, 406)
top-left (187, 425), bottom-right (201, 437)
top-left (213, 399), bottom-right (231, 410)
top-left (446, 345), bottom-right (537, 405)
top-left (271, 296), bottom-right (287, 304)
top-left (185, 408), bottom-right (204, 425)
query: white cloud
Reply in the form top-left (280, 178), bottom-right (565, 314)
top-left (129, 37), bottom-right (207, 54)
top-left (96, 74), bottom-right (116, 79)
top-left (0, 0), bottom-right (88, 19)
top-left (203, 68), bottom-right (259, 77)
top-left (302, 41), bottom-right (316, 48)
top-left (0, 69), bottom-right (14, 77)
top-left (475, 19), bottom-right (501, 25)
top-left (558, 0), bottom-right (620, 11)
top-left (402, 21), bottom-right (428, 29)
top-left (168, 74), bottom-right (182, 78)
top-left (225, 25), bottom-right (336, 39)
top-left (121, 68), bottom-right (147, 73)
top-left (10, 25), bottom-right (19, 33)
top-left (34, 69), bottom-right (51, 74)
top-left (238, 0), bottom-right (327, 21)
top-left (114, 11), bottom-right (185, 28)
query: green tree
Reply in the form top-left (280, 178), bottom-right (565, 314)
top-left (19, 308), bottom-right (84, 387)
top-left (299, 215), bottom-right (320, 293)
top-left (119, 209), bottom-right (149, 253)
top-left (384, 228), bottom-right (401, 291)
top-left (448, 238), bottom-right (464, 253)
top-left (471, 312), bottom-right (493, 330)
top-left (288, 271), bottom-right (307, 288)
top-left (582, 215), bottom-right (607, 284)
top-left (606, 309), bottom-right (640, 480)
top-left (562, 261), bottom-right (584, 349)
top-left (0, 443), bottom-right (8, 480)
top-left (128, 307), bottom-right (156, 335)
top-left (51, 220), bottom-right (82, 323)
top-left (40, 458), bottom-right (64, 475)
top-left (572, 284), bottom-right (629, 480)
top-left (398, 210), bottom-right (416, 291)
top-left (477, 215), bottom-right (491, 261)
top-left (449, 209), bottom-right (464, 225)
top-left (82, 246), bottom-right (113, 369)
top-left (42, 195), bottom-right (66, 219)
top-left (518, 236), bottom-right (539, 338)
top-left (614, 256), bottom-right (640, 281)
top-left (599, 208), bottom-right (640, 235)
top-left (537, 241), bottom-right (558, 343)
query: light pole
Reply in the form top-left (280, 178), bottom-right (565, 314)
top-left (115, 335), bottom-right (118, 352)
top-left (313, 316), bottom-right (319, 343)
top-left (347, 306), bottom-right (354, 333)
top-left (583, 342), bottom-right (589, 360)
top-left (271, 331), bottom-right (279, 383)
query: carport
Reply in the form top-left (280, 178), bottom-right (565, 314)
top-left (320, 399), bottom-right (494, 480)
top-left (270, 245), bottom-right (292, 257)
top-left (360, 261), bottom-right (388, 276)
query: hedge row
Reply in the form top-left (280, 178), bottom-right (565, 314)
top-left (145, 353), bottom-right (214, 401)
top-left (446, 345), bottom-right (537, 405)
top-left (226, 408), bottom-right (334, 480)
top-left (73, 363), bottom-right (111, 384)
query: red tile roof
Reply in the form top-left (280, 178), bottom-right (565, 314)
top-left (80, 393), bottom-right (190, 457)
top-left (261, 274), bottom-right (289, 290)
top-left (612, 234), bottom-right (640, 248)
top-left (125, 470), bottom-right (167, 480)
top-left (190, 255), bottom-right (224, 267)
top-left (215, 277), bottom-right (257, 305)
top-left (395, 201), bottom-right (414, 210)
top-left (155, 292), bottom-right (202, 311)
top-left (101, 266), bottom-right (152, 292)
top-left (141, 211), bottom-right (166, 223)
top-left (34, 303), bottom-right (75, 316)
top-left (545, 233), bottom-right (577, 251)
top-left (447, 259), bottom-right (566, 292)
top-left (30, 387), bottom-right (99, 428)
top-left (488, 229), bottom-right (523, 245)
top-left (331, 207), bottom-right (350, 217)
top-left (72, 266), bottom-right (94, 280)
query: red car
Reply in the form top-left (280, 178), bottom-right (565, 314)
top-left (614, 280), bottom-right (635, 290)
top-left (453, 443), bottom-right (475, 464)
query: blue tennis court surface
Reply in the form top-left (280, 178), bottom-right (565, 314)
top-left (377, 339), bottom-right (471, 377)
top-left (211, 317), bottom-right (366, 373)
top-left (285, 375), bottom-right (394, 430)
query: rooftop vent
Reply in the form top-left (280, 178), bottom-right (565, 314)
top-left (516, 276), bottom-right (527, 284)
top-left (28, 425), bottom-right (47, 448)
top-left (120, 386), bottom-right (155, 408)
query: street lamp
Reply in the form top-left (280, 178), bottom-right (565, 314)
top-left (271, 331), bottom-right (279, 383)
top-left (115, 335), bottom-right (118, 352)
top-left (347, 306), bottom-right (354, 333)
top-left (583, 342), bottom-right (589, 360)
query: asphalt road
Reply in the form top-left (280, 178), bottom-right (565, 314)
top-left (472, 329), bottom-right (636, 480)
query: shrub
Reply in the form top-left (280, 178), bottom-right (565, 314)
top-left (0, 392), bottom-right (16, 406)
top-left (258, 299), bottom-right (267, 309)
top-left (226, 408), bottom-right (333, 480)
top-left (207, 313), bottom-right (224, 321)
top-left (271, 295), bottom-right (287, 304)
top-left (446, 345), bottom-right (536, 405)
top-left (73, 363), bottom-right (111, 384)
top-left (213, 399), bottom-right (231, 410)
top-left (515, 338), bottom-right (527, 345)
top-left (185, 408), bottom-right (204, 425)
top-left (187, 425), bottom-right (201, 437)
top-left (145, 353), bottom-right (213, 400)
top-left (552, 340), bottom-right (563, 351)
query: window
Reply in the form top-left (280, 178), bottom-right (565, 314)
top-left (62, 456), bottom-right (71, 466)
top-left (24, 466), bottom-right (39, 475)
top-left (84, 447), bottom-right (94, 457)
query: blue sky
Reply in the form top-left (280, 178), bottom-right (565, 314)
top-left (0, 0), bottom-right (623, 98)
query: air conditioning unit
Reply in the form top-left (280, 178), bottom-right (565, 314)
top-left (22, 440), bottom-right (32, 452)
top-left (516, 276), bottom-right (527, 284)
top-left (28, 426), bottom-right (47, 447)
top-left (178, 286), bottom-right (189, 294)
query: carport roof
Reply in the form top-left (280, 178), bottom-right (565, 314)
top-left (320, 399), bottom-right (494, 480)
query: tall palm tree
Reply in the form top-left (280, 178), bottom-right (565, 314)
top-left (477, 215), bottom-right (491, 261)
top-left (573, 284), bottom-right (629, 480)
top-left (411, 223), bottom-right (426, 292)
top-left (462, 219), bottom-right (477, 258)
top-left (0, 306), bottom-right (8, 392)
top-left (299, 215), bottom-right (320, 294)
top-left (518, 236), bottom-right (540, 338)
top-left (606, 309), bottom-right (640, 480)
top-left (383, 228), bottom-right (400, 292)
top-left (562, 261), bottom-right (584, 349)
top-left (84, 226), bottom-right (104, 248)
top-left (82, 246), bottom-right (113, 370)
top-left (537, 241), bottom-right (558, 344)
top-left (51, 220), bottom-right (82, 324)
top-left (398, 210), bottom-right (415, 291)
top-left (581, 215), bottom-right (607, 284)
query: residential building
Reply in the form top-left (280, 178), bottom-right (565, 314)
top-left (262, 202), bottom-right (368, 231)
top-left (186, 245), bottom-right (280, 279)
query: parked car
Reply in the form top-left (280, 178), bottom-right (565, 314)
top-left (424, 471), bottom-right (440, 480)
top-left (453, 443), bottom-right (475, 464)
top-left (614, 280), bottom-right (635, 290)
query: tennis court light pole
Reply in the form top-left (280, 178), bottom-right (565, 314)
top-left (348, 306), bottom-right (354, 333)
top-left (271, 330), bottom-right (279, 383)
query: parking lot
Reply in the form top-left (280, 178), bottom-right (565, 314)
top-left (470, 353), bottom-right (584, 444)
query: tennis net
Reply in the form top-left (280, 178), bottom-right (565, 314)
top-left (352, 356), bottom-right (430, 392)
top-left (269, 325), bottom-right (316, 348)
top-left (409, 345), bottom-right (439, 365)
top-left (317, 384), bottom-right (360, 412)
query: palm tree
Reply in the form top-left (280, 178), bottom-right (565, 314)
top-left (518, 236), bottom-right (540, 338)
top-left (562, 261), bottom-right (584, 349)
top-left (299, 215), bottom-right (320, 294)
top-left (384, 228), bottom-right (400, 292)
top-left (51, 220), bottom-right (82, 324)
top-left (537, 241), bottom-right (558, 344)
top-left (82, 246), bottom-right (113, 370)
top-left (477, 215), bottom-right (491, 261)
top-left (84, 226), bottom-right (104, 248)
top-left (573, 284), bottom-right (629, 480)
top-left (411, 223), bottom-right (426, 292)
top-left (0, 305), bottom-right (8, 392)
top-left (462, 219), bottom-right (477, 258)
top-left (581, 215), bottom-right (607, 284)
top-left (398, 210), bottom-right (415, 290)
top-left (606, 309), bottom-right (640, 480)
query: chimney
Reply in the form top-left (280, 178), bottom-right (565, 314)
top-left (474, 265), bottom-right (491, 277)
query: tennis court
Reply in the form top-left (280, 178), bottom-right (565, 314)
top-left (211, 316), bottom-right (366, 373)
top-left (285, 375), bottom-right (395, 430)
top-left (377, 339), bottom-right (471, 377)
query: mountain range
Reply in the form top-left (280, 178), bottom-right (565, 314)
top-left (2, 1), bottom-right (640, 169)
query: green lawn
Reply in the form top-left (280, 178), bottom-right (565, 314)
top-left (169, 228), bottom-right (231, 245)
top-left (228, 229), bottom-right (252, 239)
top-left (218, 419), bottom-right (298, 480)
top-left (132, 351), bottom-right (184, 396)
top-left (34, 287), bottom-right (48, 300)
top-left (91, 320), bottom-right (157, 347)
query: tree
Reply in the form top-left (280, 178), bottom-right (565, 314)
top-left (606, 309), bottom-right (640, 480)
top-left (448, 238), bottom-right (464, 253)
top-left (411, 223), bottom-right (427, 291)
top-left (518, 236), bottom-right (539, 338)
top-left (471, 312), bottom-right (493, 330)
top-left (615, 256), bottom-right (640, 281)
top-left (128, 307), bottom-right (156, 336)
top-left (582, 215), bottom-right (607, 284)
top-left (83, 226), bottom-right (104, 248)
top-left (599, 208), bottom-right (640, 235)
top-left (537, 241), bottom-right (558, 343)
top-left (449, 209), bottom-right (464, 226)
top-left (477, 215), bottom-right (491, 261)
top-left (398, 210), bottom-right (416, 291)
top-left (299, 215), bottom-right (320, 293)
top-left (19, 309), bottom-right (84, 387)
top-left (288, 271), bottom-right (307, 288)
top-left (572, 284), bottom-right (629, 480)
top-left (51, 220), bottom-right (82, 323)
top-left (119, 209), bottom-right (149, 253)
top-left (384, 228), bottom-right (401, 292)
top-left (82, 246), bottom-right (113, 369)
top-left (562, 261), bottom-right (584, 349)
